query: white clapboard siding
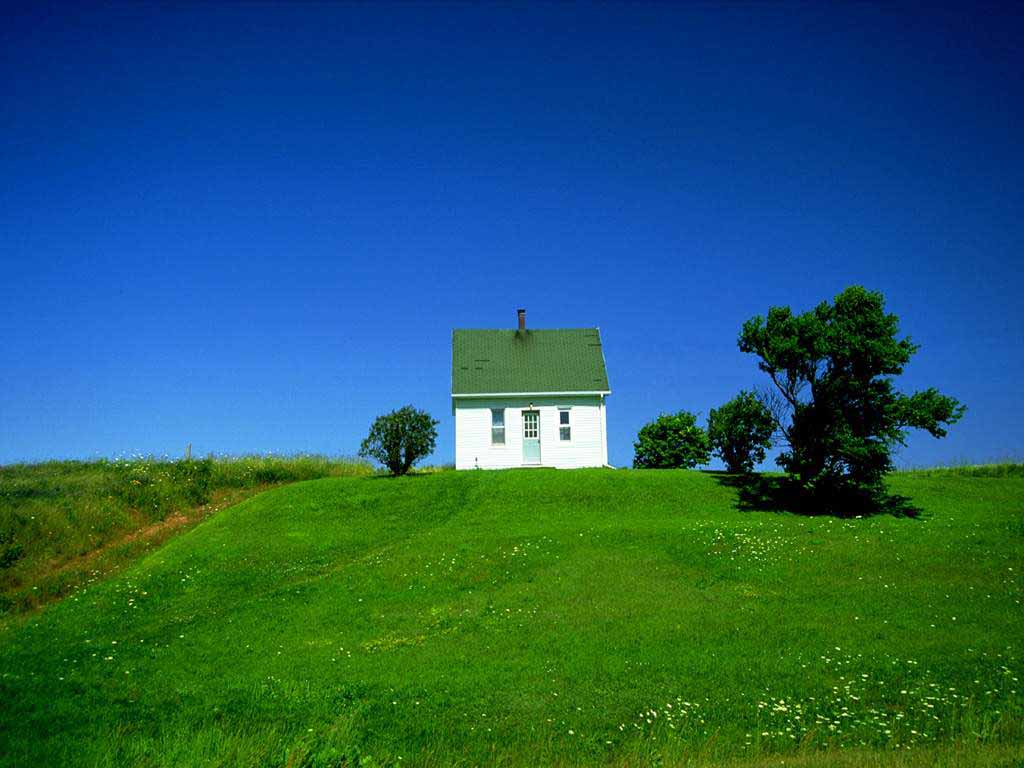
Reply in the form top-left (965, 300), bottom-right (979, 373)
top-left (453, 395), bottom-right (608, 470)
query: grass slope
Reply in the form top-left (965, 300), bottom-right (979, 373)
top-left (1, 469), bottom-right (1022, 767)
top-left (0, 456), bottom-right (371, 615)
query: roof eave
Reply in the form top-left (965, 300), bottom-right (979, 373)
top-left (451, 390), bottom-right (611, 398)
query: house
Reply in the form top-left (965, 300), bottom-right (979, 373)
top-left (452, 309), bottom-right (611, 470)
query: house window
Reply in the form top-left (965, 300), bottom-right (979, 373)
top-left (559, 408), bottom-right (571, 441)
top-left (491, 409), bottom-right (505, 445)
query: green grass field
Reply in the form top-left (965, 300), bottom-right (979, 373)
top-left (1, 468), bottom-right (1022, 766)
top-left (0, 455), bottom-right (371, 615)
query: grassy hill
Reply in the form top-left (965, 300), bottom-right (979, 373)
top-left (0, 455), bottom-right (371, 615)
top-left (1, 468), bottom-right (1021, 767)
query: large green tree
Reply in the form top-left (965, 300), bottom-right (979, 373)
top-left (738, 286), bottom-right (964, 509)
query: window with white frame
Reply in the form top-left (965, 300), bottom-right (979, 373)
top-left (491, 408), bottom-right (505, 445)
top-left (558, 408), bottom-right (571, 441)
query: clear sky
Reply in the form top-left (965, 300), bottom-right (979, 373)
top-left (2, 2), bottom-right (1022, 469)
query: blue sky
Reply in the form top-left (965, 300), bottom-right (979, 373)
top-left (1, 3), bottom-right (1022, 468)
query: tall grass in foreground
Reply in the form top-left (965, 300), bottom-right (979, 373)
top-left (0, 455), bottom-right (372, 615)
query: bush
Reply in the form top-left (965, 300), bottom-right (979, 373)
top-left (708, 391), bottom-right (775, 474)
top-left (359, 406), bottom-right (439, 476)
top-left (633, 411), bottom-right (710, 469)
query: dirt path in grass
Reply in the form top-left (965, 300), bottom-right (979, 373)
top-left (51, 486), bottom-right (268, 572)
top-left (3, 485), bottom-right (275, 621)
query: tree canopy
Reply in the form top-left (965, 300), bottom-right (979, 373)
top-left (633, 411), bottom-right (710, 469)
top-left (708, 391), bottom-right (775, 474)
top-left (359, 406), bottom-right (439, 476)
top-left (739, 285), bottom-right (964, 510)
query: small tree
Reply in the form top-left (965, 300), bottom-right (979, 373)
top-left (708, 391), bottom-right (775, 474)
top-left (359, 406), bottom-right (439, 476)
top-left (633, 411), bottom-right (710, 469)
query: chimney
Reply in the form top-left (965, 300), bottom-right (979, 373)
top-left (517, 308), bottom-right (526, 331)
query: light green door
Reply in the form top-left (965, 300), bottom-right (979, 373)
top-left (522, 411), bottom-right (541, 464)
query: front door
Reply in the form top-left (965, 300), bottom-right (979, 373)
top-left (522, 410), bottom-right (541, 464)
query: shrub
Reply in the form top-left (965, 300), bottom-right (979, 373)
top-left (359, 406), bottom-right (439, 476)
top-left (708, 391), bottom-right (775, 474)
top-left (633, 411), bottom-right (710, 469)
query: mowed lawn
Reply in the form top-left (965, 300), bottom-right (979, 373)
top-left (0, 469), bottom-right (1021, 767)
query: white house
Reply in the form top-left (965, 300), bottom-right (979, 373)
top-left (452, 309), bottom-right (611, 470)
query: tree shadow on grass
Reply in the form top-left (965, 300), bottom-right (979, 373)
top-left (706, 472), bottom-right (921, 519)
top-left (366, 467), bottom-right (457, 479)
